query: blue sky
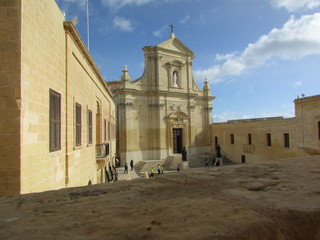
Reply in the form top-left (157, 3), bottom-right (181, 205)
top-left (55, 0), bottom-right (320, 122)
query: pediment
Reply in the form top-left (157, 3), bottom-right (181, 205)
top-left (157, 36), bottom-right (194, 56)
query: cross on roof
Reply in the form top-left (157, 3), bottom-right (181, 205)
top-left (169, 24), bottom-right (175, 34)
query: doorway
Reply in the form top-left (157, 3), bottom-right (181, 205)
top-left (241, 155), bottom-right (246, 164)
top-left (173, 128), bottom-right (183, 153)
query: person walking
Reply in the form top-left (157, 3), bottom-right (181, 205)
top-left (113, 166), bottom-right (118, 182)
top-left (150, 167), bottom-right (155, 177)
top-left (157, 164), bottom-right (161, 175)
top-left (130, 160), bottom-right (134, 171)
top-left (124, 162), bottom-right (128, 174)
top-left (160, 165), bottom-right (164, 174)
top-left (205, 158), bottom-right (209, 168)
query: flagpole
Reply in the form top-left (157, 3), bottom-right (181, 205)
top-left (86, 0), bottom-right (90, 51)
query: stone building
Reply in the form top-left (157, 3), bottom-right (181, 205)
top-left (211, 94), bottom-right (320, 163)
top-left (108, 33), bottom-right (215, 164)
top-left (0, 0), bottom-right (116, 197)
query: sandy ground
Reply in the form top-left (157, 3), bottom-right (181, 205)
top-left (0, 156), bottom-right (320, 240)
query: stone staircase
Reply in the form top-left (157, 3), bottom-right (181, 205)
top-left (132, 161), bottom-right (147, 177)
top-left (131, 153), bottom-right (237, 178)
top-left (188, 152), bottom-right (236, 168)
top-left (164, 155), bottom-right (182, 171)
top-left (133, 160), bottom-right (166, 177)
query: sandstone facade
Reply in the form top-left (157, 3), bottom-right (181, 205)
top-left (211, 94), bottom-right (320, 163)
top-left (108, 34), bottom-right (215, 164)
top-left (0, 0), bottom-right (116, 197)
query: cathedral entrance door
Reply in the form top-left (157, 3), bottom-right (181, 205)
top-left (173, 128), bottom-right (183, 153)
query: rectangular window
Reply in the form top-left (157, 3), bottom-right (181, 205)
top-left (76, 103), bottom-right (82, 146)
top-left (88, 110), bottom-right (92, 144)
top-left (49, 89), bottom-right (61, 152)
top-left (284, 133), bottom-right (290, 148)
top-left (248, 133), bottom-right (252, 145)
top-left (266, 133), bottom-right (272, 146)
top-left (108, 121), bottom-right (111, 141)
top-left (230, 134), bottom-right (234, 144)
top-left (104, 119), bottom-right (107, 141)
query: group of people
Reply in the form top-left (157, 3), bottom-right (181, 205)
top-left (150, 164), bottom-right (164, 177)
top-left (124, 160), bottom-right (134, 174)
top-left (205, 144), bottom-right (222, 168)
top-left (105, 165), bottom-right (118, 182)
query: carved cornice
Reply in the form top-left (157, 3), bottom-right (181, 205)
top-left (148, 103), bottom-right (165, 108)
top-left (118, 102), bottom-right (133, 108)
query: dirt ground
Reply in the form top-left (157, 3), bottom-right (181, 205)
top-left (0, 156), bottom-right (320, 240)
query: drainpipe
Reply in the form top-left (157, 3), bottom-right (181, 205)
top-left (65, 31), bottom-right (69, 186)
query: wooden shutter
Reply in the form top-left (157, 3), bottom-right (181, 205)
top-left (49, 89), bottom-right (61, 152)
top-left (76, 103), bottom-right (82, 146)
top-left (88, 110), bottom-right (92, 144)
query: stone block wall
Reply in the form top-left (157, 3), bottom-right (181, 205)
top-left (20, 0), bottom-right (66, 193)
top-left (211, 118), bottom-right (304, 163)
top-left (0, 0), bottom-right (21, 196)
top-left (0, 0), bottom-right (116, 196)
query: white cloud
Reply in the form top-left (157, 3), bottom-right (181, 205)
top-left (213, 111), bottom-right (237, 123)
top-left (213, 110), bottom-right (295, 122)
top-left (113, 16), bottom-right (134, 32)
top-left (269, 0), bottom-right (320, 12)
top-left (180, 15), bottom-right (190, 24)
top-left (101, 0), bottom-right (152, 9)
top-left (100, 0), bottom-right (181, 10)
top-left (215, 52), bottom-right (237, 62)
top-left (153, 25), bottom-right (168, 37)
top-left (194, 13), bottom-right (320, 83)
top-left (260, 111), bottom-right (295, 118)
top-left (293, 81), bottom-right (302, 87)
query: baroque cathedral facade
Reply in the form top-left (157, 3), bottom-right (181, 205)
top-left (108, 33), bottom-right (215, 163)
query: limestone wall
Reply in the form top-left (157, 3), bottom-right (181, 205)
top-left (211, 118), bottom-right (303, 163)
top-left (294, 95), bottom-right (320, 152)
top-left (19, 0), bottom-right (66, 194)
top-left (65, 27), bottom-right (115, 187)
top-left (211, 95), bottom-right (320, 163)
top-left (0, 0), bottom-right (21, 196)
top-left (117, 92), bottom-right (212, 163)
top-left (0, 0), bottom-right (115, 196)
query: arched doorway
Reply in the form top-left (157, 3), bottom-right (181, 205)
top-left (167, 111), bottom-right (189, 155)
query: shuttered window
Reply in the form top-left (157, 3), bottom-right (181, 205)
top-left (284, 133), bottom-right (290, 148)
top-left (76, 103), bottom-right (82, 146)
top-left (266, 133), bottom-right (272, 146)
top-left (88, 110), bottom-right (92, 144)
top-left (248, 133), bottom-right (252, 145)
top-left (49, 89), bottom-right (61, 152)
top-left (230, 134), bottom-right (234, 144)
top-left (108, 121), bottom-right (111, 141)
top-left (104, 119), bottom-right (107, 141)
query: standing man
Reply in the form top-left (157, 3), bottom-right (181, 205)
top-left (130, 160), bottom-right (134, 171)
top-left (216, 144), bottom-right (221, 158)
top-left (181, 146), bottom-right (187, 161)
top-left (124, 162), bottom-right (128, 174)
